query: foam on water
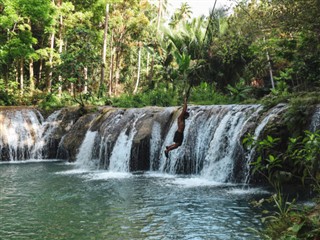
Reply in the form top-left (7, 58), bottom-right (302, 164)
top-left (145, 171), bottom-right (177, 179)
top-left (171, 177), bottom-right (226, 188)
top-left (0, 159), bottom-right (61, 165)
top-left (227, 187), bottom-right (270, 195)
top-left (84, 171), bottom-right (132, 180)
top-left (55, 169), bottom-right (91, 175)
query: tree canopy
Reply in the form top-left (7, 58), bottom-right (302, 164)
top-left (0, 0), bottom-right (319, 107)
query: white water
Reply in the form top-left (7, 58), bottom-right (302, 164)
top-left (310, 105), bottom-right (320, 132)
top-left (201, 106), bottom-right (258, 182)
top-left (75, 130), bottom-right (98, 169)
top-left (0, 109), bottom-right (42, 161)
top-left (157, 105), bottom-right (262, 182)
top-left (31, 110), bottom-right (62, 159)
top-left (150, 121), bottom-right (162, 171)
top-left (1, 104), bottom-right (307, 185)
top-left (108, 130), bottom-right (135, 172)
top-left (108, 112), bottom-right (145, 172)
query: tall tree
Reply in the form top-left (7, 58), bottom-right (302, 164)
top-left (100, 2), bottom-right (109, 97)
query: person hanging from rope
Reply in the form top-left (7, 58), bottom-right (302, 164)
top-left (164, 93), bottom-right (190, 158)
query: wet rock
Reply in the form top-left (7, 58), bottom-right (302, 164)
top-left (57, 112), bottom-right (98, 161)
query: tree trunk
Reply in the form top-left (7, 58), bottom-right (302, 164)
top-left (4, 65), bottom-right (8, 92)
top-left (264, 37), bottom-right (275, 89)
top-left (39, 59), bottom-right (43, 85)
top-left (133, 45), bottom-right (142, 94)
top-left (100, 3), bottom-right (110, 97)
top-left (157, 0), bottom-right (163, 34)
top-left (20, 59), bottom-right (24, 95)
top-left (148, 55), bottom-right (155, 89)
top-left (108, 31), bottom-right (114, 97)
top-left (84, 67), bottom-right (88, 94)
top-left (46, 0), bottom-right (56, 93)
top-left (266, 50), bottom-right (274, 89)
top-left (146, 51), bottom-right (150, 77)
top-left (58, 0), bottom-right (63, 97)
top-left (109, 49), bottom-right (114, 96)
top-left (29, 59), bottom-right (35, 92)
top-left (27, 18), bottom-right (35, 94)
top-left (114, 50), bottom-right (122, 96)
top-left (47, 31), bottom-right (55, 92)
top-left (15, 60), bottom-right (18, 83)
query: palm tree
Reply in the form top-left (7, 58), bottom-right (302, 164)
top-left (156, 0), bottom-right (168, 33)
top-left (169, 2), bottom-right (192, 28)
top-left (162, 17), bottom-right (208, 88)
top-left (179, 2), bottom-right (192, 21)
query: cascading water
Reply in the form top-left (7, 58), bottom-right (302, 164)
top-left (150, 121), bottom-right (162, 171)
top-left (158, 105), bottom-right (262, 182)
top-left (2, 104), bottom-right (316, 184)
top-left (31, 109), bottom-right (62, 159)
top-left (108, 111), bottom-right (145, 172)
top-left (310, 105), bottom-right (320, 132)
top-left (75, 130), bottom-right (99, 169)
top-left (0, 109), bottom-right (43, 161)
top-left (199, 105), bottom-right (261, 182)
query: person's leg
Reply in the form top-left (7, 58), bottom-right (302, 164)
top-left (164, 142), bottom-right (181, 157)
top-left (166, 143), bottom-right (179, 152)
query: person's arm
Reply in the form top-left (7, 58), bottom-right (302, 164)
top-left (178, 97), bottom-right (188, 121)
top-left (182, 97), bottom-right (187, 114)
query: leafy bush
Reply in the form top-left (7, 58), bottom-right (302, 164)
top-left (284, 94), bottom-right (320, 136)
top-left (0, 90), bottom-right (16, 106)
top-left (0, 79), bottom-right (17, 106)
top-left (111, 86), bottom-right (177, 108)
top-left (245, 131), bottom-right (320, 240)
top-left (190, 82), bottom-right (232, 105)
top-left (38, 93), bottom-right (64, 111)
top-left (244, 130), bottom-right (320, 189)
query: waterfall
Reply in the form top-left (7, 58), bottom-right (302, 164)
top-left (310, 105), bottom-right (320, 132)
top-left (150, 122), bottom-right (162, 171)
top-left (200, 105), bottom-right (261, 182)
top-left (0, 109), bottom-right (43, 161)
top-left (3, 104), bottom-right (317, 184)
top-left (31, 110), bottom-right (62, 159)
top-left (95, 110), bottom-right (125, 169)
top-left (75, 131), bottom-right (99, 169)
top-left (243, 104), bottom-right (287, 183)
top-left (158, 105), bottom-right (262, 182)
top-left (108, 111), bottom-right (145, 172)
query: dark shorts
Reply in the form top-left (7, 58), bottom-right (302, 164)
top-left (173, 131), bottom-right (184, 144)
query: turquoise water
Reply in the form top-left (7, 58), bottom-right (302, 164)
top-left (0, 161), bottom-right (266, 239)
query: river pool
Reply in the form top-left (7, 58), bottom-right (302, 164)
top-left (0, 161), bottom-right (268, 239)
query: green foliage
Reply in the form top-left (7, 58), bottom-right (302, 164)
top-left (190, 82), bottom-right (231, 105)
top-left (284, 94), bottom-right (320, 136)
top-left (244, 134), bottom-right (282, 187)
top-left (227, 82), bottom-right (254, 102)
top-left (0, 79), bottom-right (16, 105)
top-left (260, 195), bottom-right (320, 240)
top-left (1, 0), bottom-right (320, 108)
top-left (38, 93), bottom-right (64, 111)
top-left (270, 81), bottom-right (289, 97)
top-left (0, 89), bottom-right (15, 106)
top-left (111, 86), bottom-right (176, 108)
top-left (286, 131), bottom-right (320, 189)
top-left (245, 130), bottom-right (320, 189)
top-left (245, 130), bottom-right (320, 240)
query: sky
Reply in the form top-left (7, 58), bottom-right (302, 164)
top-left (168, 0), bottom-right (235, 17)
